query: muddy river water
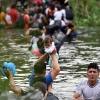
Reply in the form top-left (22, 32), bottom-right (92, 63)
top-left (0, 27), bottom-right (100, 100)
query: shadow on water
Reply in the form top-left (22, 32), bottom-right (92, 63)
top-left (0, 27), bottom-right (100, 100)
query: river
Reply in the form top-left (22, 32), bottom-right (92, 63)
top-left (0, 27), bottom-right (100, 100)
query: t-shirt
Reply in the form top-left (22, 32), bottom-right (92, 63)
top-left (31, 37), bottom-right (39, 44)
top-left (10, 8), bottom-right (18, 25)
top-left (0, 12), bottom-right (5, 25)
top-left (34, 14), bottom-right (45, 24)
top-left (5, 14), bottom-right (12, 24)
top-left (75, 80), bottom-right (100, 99)
top-left (48, 53), bottom-right (59, 67)
top-left (35, 0), bottom-right (42, 4)
top-left (54, 11), bottom-right (63, 21)
top-left (23, 14), bottom-right (30, 29)
top-left (31, 43), bottom-right (42, 57)
top-left (29, 71), bottom-right (53, 86)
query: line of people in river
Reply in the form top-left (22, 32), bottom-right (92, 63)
top-left (0, 0), bottom-right (74, 29)
top-left (1, 54), bottom-right (100, 100)
top-left (0, 0), bottom-right (77, 99)
top-left (1, 0), bottom-right (100, 100)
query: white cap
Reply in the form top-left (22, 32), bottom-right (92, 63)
top-left (64, 0), bottom-right (69, 3)
top-left (6, 7), bottom-right (10, 11)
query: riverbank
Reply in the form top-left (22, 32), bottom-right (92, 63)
top-left (69, 0), bottom-right (100, 26)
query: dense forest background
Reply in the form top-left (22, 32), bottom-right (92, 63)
top-left (0, 0), bottom-right (100, 26)
top-left (69, 0), bottom-right (100, 26)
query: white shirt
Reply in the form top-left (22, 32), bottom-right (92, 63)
top-left (61, 9), bottom-right (68, 23)
top-left (5, 14), bottom-right (12, 24)
top-left (54, 10), bottom-right (63, 21)
top-left (31, 36), bottom-right (39, 44)
top-left (61, 9), bottom-right (66, 18)
top-left (75, 80), bottom-right (100, 99)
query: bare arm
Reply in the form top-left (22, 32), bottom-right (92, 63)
top-left (25, 28), bottom-right (34, 35)
top-left (51, 49), bottom-right (60, 80)
top-left (43, 17), bottom-right (48, 25)
top-left (73, 93), bottom-right (81, 100)
top-left (5, 19), bottom-right (12, 25)
top-left (27, 18), bottom-right (35, 25)
top-left (47, 84), bottom-right (52, 93)
top-left (66, 28), bottom-right (72, 35)
top-left (8, 70), bottom-right (22, 96)
top-left (36, 53), bottom-right (48, 62)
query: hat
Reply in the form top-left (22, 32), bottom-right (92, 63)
top-left (6, 7), bottom-right (10, 11)
top-left (3, 62), bottom-right (16, 76)
top-left (64, 0), bottom-right (69, 3)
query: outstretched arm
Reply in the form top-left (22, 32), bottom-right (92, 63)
top-left (8, 70), bottom-right (22, 96)
top-left (25, 28), bottom-right (34, 35)
top-left (36, 53), bottom-right (48, 62)
top-left (51, 49), bottom-right (60, 80)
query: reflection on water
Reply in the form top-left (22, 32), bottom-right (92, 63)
top-left (0, 27), bottom-right (100, 100)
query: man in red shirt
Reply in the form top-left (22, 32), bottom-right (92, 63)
top-left (23, 7), bottom-right (34, 29)
top-left (10, 4), bottom-right (18, 25)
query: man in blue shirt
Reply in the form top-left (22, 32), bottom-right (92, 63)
top-left (7, 49), bottom-right (60, 99)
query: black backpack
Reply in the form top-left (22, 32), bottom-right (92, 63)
top-left (65, 8), bottom-right (74, 20)
top-left (33, 76), bottom-right (46, 84)
top-left (16, 14), bottom-right (24, 28)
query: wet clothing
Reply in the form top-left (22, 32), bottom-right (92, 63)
top-left (5, 14), bottom-right (12, 25)
top-left (35, 0), bottom-right (42, 5)
top-left (5, 14), bottom-right (13, 28)
top-left (0, 12), bottom-right (5, 25)
top-left (34, 14), bottom-right (45, 24)
top-left (29, 71), bottom-right (53, 86)
top-left (75, 80), bottom-right (100, 100)
top-left (54, 11), bottom-right (63, 21)
top-left (46, 92), bottom-right (59, 100)
top-left (10, 8), bottom-right (18, 25)
top-left (21, 87), bottom-right (59, 100)
top-left (23, 14), bottom-right (30, 29)
top-left (32, 48), bottom-right (42, 57)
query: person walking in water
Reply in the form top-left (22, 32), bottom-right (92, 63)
top-left (73, 63), bottom-right (100, 100)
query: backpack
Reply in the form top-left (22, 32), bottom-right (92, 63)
top-left (16, 14), bottom-right (24, 28)
top-left (33, 76), bottom-right (46, 84)
top-left (29, 71), bottom-right (46, 86)
top-left (65, 8), bottom-right (74, 20)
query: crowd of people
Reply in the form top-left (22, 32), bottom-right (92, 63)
top-left (0, 0), bottom-right (100, 100)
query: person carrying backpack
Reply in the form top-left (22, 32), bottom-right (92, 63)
top-left (65, 0), bottom-right (74, 21)
top-left (15, 13), bottom-right (25, 28)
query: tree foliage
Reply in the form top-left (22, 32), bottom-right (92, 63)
top-left (70, 0), bottom-right (100, 26)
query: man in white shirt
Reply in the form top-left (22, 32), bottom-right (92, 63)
top-left (73, 63), bottom-right (100, 100)
top-left (53, 5), bottom-right (66, 27)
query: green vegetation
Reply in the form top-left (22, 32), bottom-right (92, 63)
top-left (70, 0), bottom-right (100, 26)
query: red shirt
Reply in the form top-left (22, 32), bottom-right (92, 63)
top-left (10, 8), bottom-right (18, 25)
top-left (35, 0), bottom-right (42, 4)
top-left (23, 14), bottom-right (30, 29)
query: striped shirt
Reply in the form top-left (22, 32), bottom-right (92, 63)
top-left (75, 80), bottom-right (100, 100)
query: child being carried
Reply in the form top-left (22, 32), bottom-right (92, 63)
top-left (44, 35), bottom-right (59, 67)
